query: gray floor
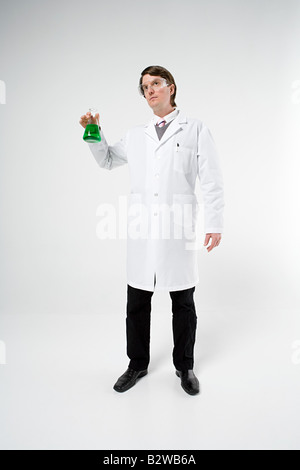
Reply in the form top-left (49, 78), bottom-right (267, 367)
top-left (0, 306), bottom-right (299, 450)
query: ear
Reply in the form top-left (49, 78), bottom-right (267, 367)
top-left (169, 84), bottom-right (175, 96)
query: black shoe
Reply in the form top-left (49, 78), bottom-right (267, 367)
top-left (113, 367), bottom-right (148, 393)
top-left (176, 369), bottom-right (200, 395)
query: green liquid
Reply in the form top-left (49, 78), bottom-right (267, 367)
top-left (83, 123), bottom-right (101, 143)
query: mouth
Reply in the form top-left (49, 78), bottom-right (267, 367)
top-left (150, 97), bottom-right (157, 101)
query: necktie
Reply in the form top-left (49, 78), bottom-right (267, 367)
top-left (157, 119), bottom-right (166, 127)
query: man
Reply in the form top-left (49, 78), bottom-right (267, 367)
top-left (79, 65), bottom-right (224, 396)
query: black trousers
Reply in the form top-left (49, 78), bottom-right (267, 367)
top-left (126, 284), bottom-right (197, 372)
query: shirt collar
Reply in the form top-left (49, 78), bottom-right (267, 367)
top-left (153, 107), bottom-right (179, 126)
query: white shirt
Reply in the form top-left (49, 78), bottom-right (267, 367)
top-left (153, 107), bottom-right (179, 126)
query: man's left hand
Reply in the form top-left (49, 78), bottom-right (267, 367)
top-left (204, 233), bottom-right (222, 252)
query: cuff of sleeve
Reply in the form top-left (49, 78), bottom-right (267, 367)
top-left (205, 228), bottom-right (223, 234)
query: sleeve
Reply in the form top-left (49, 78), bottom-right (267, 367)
top-left (197, 124), bottom-right (225, 233)
top-left (87, 128), bottom-right (128, 170)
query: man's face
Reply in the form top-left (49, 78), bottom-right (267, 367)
top-left (141, 74), bottom-right (174, 112)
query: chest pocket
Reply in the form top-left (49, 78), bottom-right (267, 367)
top-left (173, 145), bottom-right (194, 174)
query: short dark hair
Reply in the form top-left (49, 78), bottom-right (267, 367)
top-left (139, 65), bottom-right (177, 107)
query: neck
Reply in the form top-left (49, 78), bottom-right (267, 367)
top-left (153, 104), bottom-right (175, 118)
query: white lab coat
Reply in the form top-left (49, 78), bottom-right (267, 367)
top-left (87, 110), bottom-right (224, 292)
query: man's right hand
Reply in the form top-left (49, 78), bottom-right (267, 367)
top-left (79, 111), bottom-right (100, 129)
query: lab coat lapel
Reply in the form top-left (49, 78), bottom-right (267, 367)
top-left (144, 111), bottom-right (187, 150)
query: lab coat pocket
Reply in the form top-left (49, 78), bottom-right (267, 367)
top-left (173, 146), bottom-right (193, 174)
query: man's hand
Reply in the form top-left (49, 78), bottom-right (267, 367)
top-left (204, 233), bottom-right (222, 252)
top-left (79, 111), bottom-right (100, 129)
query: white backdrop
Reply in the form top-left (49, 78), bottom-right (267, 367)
top-left (1, 0), bottom-right (300, 451)
top-left (1, 0), bottom-right (299, 317)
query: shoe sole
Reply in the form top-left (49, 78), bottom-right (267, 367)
top-left (176, 370), bottom-right (200, 395)
top-left (113, 369), bottom-right (148, 393)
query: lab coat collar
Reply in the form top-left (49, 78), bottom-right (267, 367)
top-left (153, 107), bottom-right (179, 125)
top-left (144, 109), bottom-right (187, 148)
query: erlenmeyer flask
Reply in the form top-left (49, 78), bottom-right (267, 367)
top-left (83, 108), bottom-right (101, 143)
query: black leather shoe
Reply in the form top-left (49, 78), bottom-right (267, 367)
top-left (176, 369), bottom-right (200, 395)
top-left (113, 367), bottom-right (148, 393)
